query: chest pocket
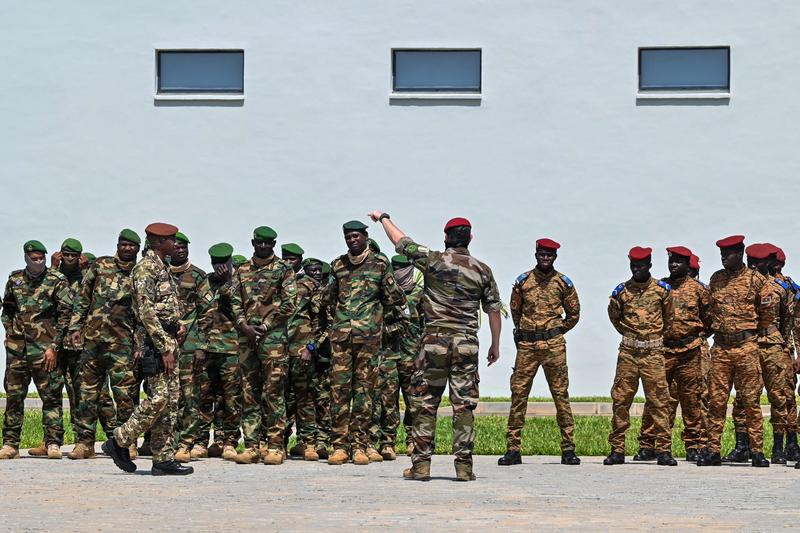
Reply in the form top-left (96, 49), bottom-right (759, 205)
top-left (353, 270), bottom-right (382, 300)
top-left (157, 280), bottom-right (173, 298)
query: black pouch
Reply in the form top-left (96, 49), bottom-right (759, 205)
top-left (140, 344), bottom-right (165, 377)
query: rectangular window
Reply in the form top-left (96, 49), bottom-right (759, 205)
top-left (157, 50), bottom-right (244, 94)
top-left (392, 49), bottom-right (481, 93)
top-left (638, 47), bottom-right (729, 91)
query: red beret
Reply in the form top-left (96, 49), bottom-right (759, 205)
top-left (144, 222), bottom-right (179, 237)
top-left (628, 246), bottom-right (652, 261)
top-left (666, 246), bottom-right (692, 258)
top-left (745, 243), bottom-right (771, 259)
top-left (444, 217), bottom-right (471, 232)
top-left (777, 248), bottom-right (786, 263)
top-left (536, 238), bottom-right (560, 251)
top-left (716, 235), bottom-right (745, 248)
top-left (762, 243), bottom-right (780, 256)
top-left (689, 254), bottom-right (700, 270)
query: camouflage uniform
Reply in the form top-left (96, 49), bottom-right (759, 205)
top-left (506, 267), bottom-right (580, 453)
top-left (70, 256), bottom-right (138, 447)
top-left (639, 276), bottom-right (711, 453)
top-left (113, 249), bottom-right (183, 464)
top-left (607, 278), bottom-right (673, 454)
top-left (329, 250), bottom-right (405, 453)
top-left (231, 255), bottom-right (297, 451)
top-left (396, 236), bottom-right (502, 468)
top-left (171, 262), bottom-right (211, 449)
top-left (2, 267), bottom-right (72, 448)
top-left (706, 267), bottom-right (769, 455)
top-left (189, 275), bottom-right (241, 447)
top-left (313, 277), bottom-right (335, 451)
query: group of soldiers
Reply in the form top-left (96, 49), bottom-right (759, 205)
top-left (0, 212), bottom-right (501, 481)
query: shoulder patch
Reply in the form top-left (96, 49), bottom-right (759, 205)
top-left (406, 244), bottom-right (418, 255)
top-left (657, 280), bottom-right (671, 291)
top-left (514, 272), bottom-right (529, 285)
top-left (560, 274), bottom-right (573, 288)
top-left (611, 282), bottom-right (625, 298)
top-left (775, 278), bottom-right (790, 291)
top-left (10, 269), bottom-right (23, 277)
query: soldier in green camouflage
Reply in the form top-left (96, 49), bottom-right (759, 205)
top-left (67, 230), bottom-right (141, 460)
top-left (312, 261), bottom-right (335, 458)
top-left (104, 222), bottom-right (193, 476)
top-left (371, 212), bottom-right (503, 482)
top-left (170, 232), bottom-right (213, 462)
top-left (230, 226), bottom-right (297, 465)
top-left (1, 240), bottom-right (72, 460)
top-left (325, 220), bottom-right (406, 466)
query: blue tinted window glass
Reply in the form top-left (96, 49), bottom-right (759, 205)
top-left (639, 48), bottom-right (729, 90)
top-left (158, 51), bottom-right (244, 93)
top-left (393, 50), bottom-right (481, 92)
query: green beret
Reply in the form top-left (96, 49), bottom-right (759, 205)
top-left (342, 220), bottom-right (368, 233)
top-left (84, 252), bottom-right (96, 262)
top-left (302, 257), bottom-right (322, 268)
top-left (175, 232), bottom-right (190, 244)
top-left (61, 238), bottom-right (83, 253)
top-left (23, 240), bottom-right (47, 254)
top-left (321, 261), bottom-right (332, 275)
top-left (208, 242), bottom-right (234, 262)
top-left (391, 255), bottom-right (411, 268)
top-left (281, 243), bottom-right (304, 257)
top-left (368, 239), bottom-right (381, 253)
top-left (253, 226), bottom-right (277, 241)
top-left (232, 254), bottom-right (248, 267)
top-left (119, 228), bottom-right (141, 245)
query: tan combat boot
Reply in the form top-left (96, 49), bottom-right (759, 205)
top-left (28, 441), bottom-right (47, 457)
top-left (380, 446), bottom-right (397, 461)
top-left (259, 445), bottom-right (269, 462)
top-left (288, 443), bottom-right (305, 457)
top-left (207, 442), bottom-right (222, 458)
top-left (303, 447), bottom-right (319, 461)
top-left (327, 448), bottom-right (349, 465)
top-left (190, 444), bottom-right (208, 459)
top-left (403, 460), bottom-right (431, 481)
top-left (234, 447), bottom-right (261, 464)
top-left (366, 447), bottom-right (383, 462)
top-left (222, 445), bottom-right (238, 461)
top-left (263, 448), bottom-right (284, 465)
top-left (454, 461), bottom-right (476, 482)
top-left (47, 444), bottom-right (63, 459)
top-left (353, 449), bottom-right (370, 465)
top-left (67, 443), bottom-right (97, 460)
top-left (128, 444), bottom-right (138, 461)
top-left (0, 445), bottom-right (20, 460)
top-left (175, 445), bottom-right (191, 463)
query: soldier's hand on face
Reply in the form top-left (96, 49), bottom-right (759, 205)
top-left (487, 344), bottom-right (500, 366)
top-left (71, 331), bottom-right (81, 347)
top-left (162, 350), bottom-right (176, 373)
top-left (44, 347), bottom-right (58, 372)
top-left (367, 211), bottom-right (383, 222)
top-left (194, 349), bottom-right (206, 365)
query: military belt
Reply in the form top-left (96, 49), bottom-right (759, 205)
top-left (664, 335), bottom-right (699, 348)
top-left (713, 330), bottom-right (755, 345)
top-left (757, 325), bottom-right (779, 337)
top-left (621, 336), bottom-right (663, 349)
top-left (515, 327), bottom-right (563, 342)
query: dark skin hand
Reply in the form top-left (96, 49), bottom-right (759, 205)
top-left (721, 247), bottom-right (745, 272)
top-left (252, 238), bottom-right (275, 259)
top-left (172, 241), bottom-right (189, 266)
top-left (668, 254), bottom-right (690, 283)
top-left (535, 249), bottom-right (556, 273)
top-left (344, 230), bottom-right (368, 255)
top-left (630, 259), bottom-right (652, 283)
top-left (212, 262), bottom-right (232, 282)
top-left (283, 254), bottom-right (302, 273)
top-left (44, 347), bottom-right (58, 372)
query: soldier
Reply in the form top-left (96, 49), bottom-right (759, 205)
top-left (170, 232), bottom-right (212, 462)
top-left (697, 235), bottom-right (770, 467)
top-left (498, 238), bottom-right (581, 466)
top-left (67, 230), bottom-right (141, 460)
top-left (0, 240), bottom-right (72, 460)
top-left (312, 261), bottom-right (335, 459)
top-left (689, 254), bottom-right (712, 440)
top-left (281, 242), bottom-right (306, 457)
top-left (230, 226), bottom-right (297, 465)
top-left (326, 220), bottom-right (406, 466)
top-left (103, 222), bottom-right (192, 476)
top-left (84, 253), bottom-right (97, 266)
top-left (604, 246), bottom-right (677, 467)
top-left (636, 247), bottom-right (711, 463)
top-left (232, 255), bottom-right (248, 269)
top-left (775, 247), bottom-right (800, 462)
top-left (371, 211), bottom-right (502, 482)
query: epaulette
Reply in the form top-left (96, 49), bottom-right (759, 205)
top-left (611, 282), bottom-right (625, 298)
top-left (9, 269), bottom-right (23, 277)
top-left (560, 274), bottom-right (574, 288)
top-left (775, 278), bottom-right (790, 291)
top-left (657, 280), bottom-right (671, 291)
top-left (47, 269), bottom-right (67, 281)
top-left (514, 272), bottom-right (530, 286)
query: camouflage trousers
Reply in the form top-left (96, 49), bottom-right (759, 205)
top-left (189, 352), bottom-right (241, 447)
top-left (639, 347), bottom-right (706, 451)
top-left (114, 368), bottom-right (180, 463)
top-left (411, 331), bottom-right (480, 466)
top-left (371, 354), bottom-right (417, 450)
top-left (74, 342), bottom-right (136, 446)
top-left (700, 339), bottom-right (711, 420)
top-left (2, 347), bottom-right (64, 448)
top-left (330, 336), bottom-right (380, 451)
top-left (608, 346), bottom-right (671, 454)
top-left (177, 350), bottom-right (202, 448)
top-left (730, 344), bottom-right (794, 434)
top-left (313, 359), bottom-right (332, 449)
top-left (706, 338), bottom-right (763, 454)
top-left (285, 348), bottom-right (318, 447)
top-left (59, 349), bottom-right (115, 436)
top-left (506, 341), bottom-right (575, 453)
top-left (239, 340), bottom-right (288, 450)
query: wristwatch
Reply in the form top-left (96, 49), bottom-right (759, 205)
top-left (378, 213), bottom-right (391, 222)
top-left (306, 343), bottom-right (316, 352)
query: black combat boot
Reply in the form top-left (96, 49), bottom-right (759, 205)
top-left (771, 434), bottom-right (787, 465)
top-left (152, 460), bottom-right (195, 476)
top-left (721, 432), bottom-right (751, 463)
top-left (561, 450), bottom-right (581, 465)
top-left (656, 451), bottom-right (677, 466)
top-left (632, 448), bottom-right (656, 461)
top-left (785, 432), bottom-right (800, 462)
top-left (102, 438), bottom-right (136, 473)
top-left (696, 449), bottom-right (721, 466)
top-left (603, 451), bottom-right (625, 465)
top-left (497, 451), bottom-right (522, 466)
top-left (685, 448), bottom-right (700, 462)
top-left (751, 452), bottom-right (770, 468)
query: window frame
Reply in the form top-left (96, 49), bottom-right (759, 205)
top-left (155, 49), bottom-right (245, 96)
top-left (637, 46), bottom-right (730, 92)
top-left (391, 48), bottom-right (482, 94)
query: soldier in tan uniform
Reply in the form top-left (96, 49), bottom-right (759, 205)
top-left (775, 247), bottom-right (800, 462)
top-left (498, 238), bottom-right (580, 466)
top-left (604, 246), bottom-right (676, 466)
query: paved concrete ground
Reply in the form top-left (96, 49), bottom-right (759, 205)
top-left (1, 447), bottom-right (798, 532)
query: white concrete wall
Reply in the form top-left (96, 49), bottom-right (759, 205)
top-left (1, 0), bottom-right (799, 396)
